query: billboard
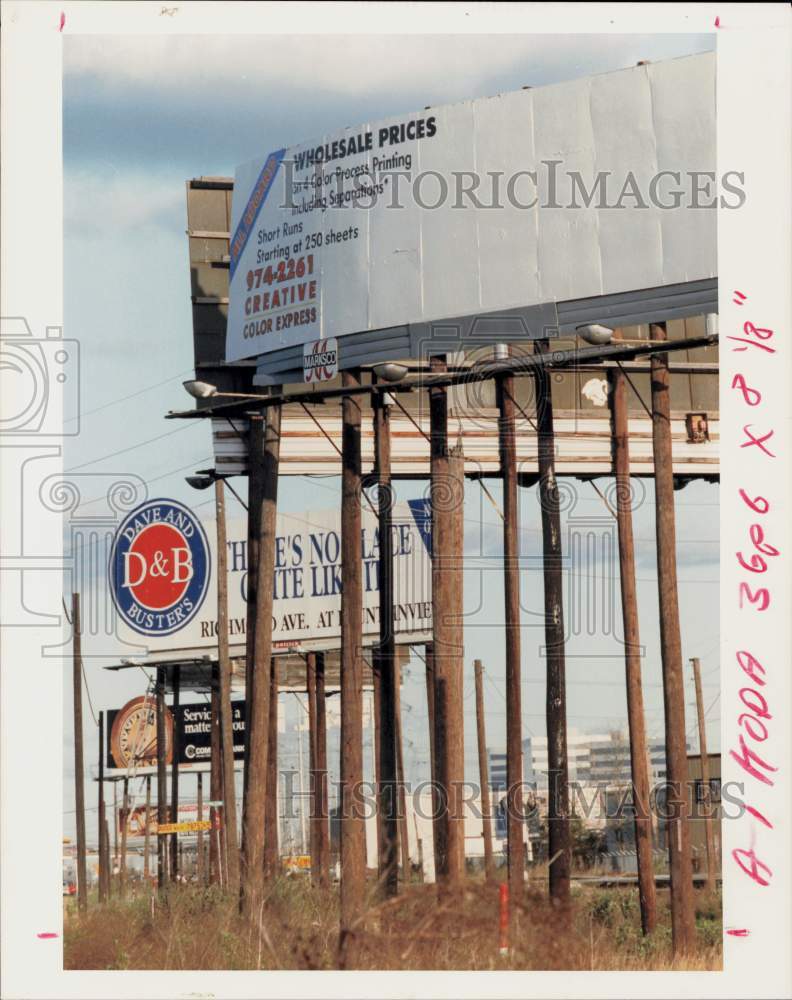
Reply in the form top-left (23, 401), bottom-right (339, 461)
top-left (106, 695), bottom-right (246, 771)
top-left (118, 802), bottom-right (210, 840)
top-left (226, 53), bottom-right (716, 365)
top-left (112, 499), bottom-right (432, 658)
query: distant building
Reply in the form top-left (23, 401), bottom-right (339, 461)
top-left (521, 729), bottom-right (686, 788)
top-left (488, 751), bottom-right (508, 791)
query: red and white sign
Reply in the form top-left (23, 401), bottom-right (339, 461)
top-left (302, 337), bottom-right (338, 383)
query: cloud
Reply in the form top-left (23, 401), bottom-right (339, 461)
top-left (63, 33), bottom-right (714, 173)
top-left (65, 167), bottom-right (184, 238)
top-left (65, 33), bottom-right (711, 100)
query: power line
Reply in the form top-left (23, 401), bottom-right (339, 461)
top-left (65, 367), bottom-right (195, 425)
top-left (65, 423), bottom-right (200, 472)
top-left (62, 455), bottom-right (215, 524)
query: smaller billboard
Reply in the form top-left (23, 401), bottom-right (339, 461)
top-left (157, 820), bottom-right (212, 836)
top-left (107, 695), bottom-right (246, 771)
top-left (118, 802), bottom-right (209, 839)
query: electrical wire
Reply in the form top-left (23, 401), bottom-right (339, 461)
top-left (64, 367), bottom-right (195, 425)
top-left (65, 423), bottom-right (200, 472)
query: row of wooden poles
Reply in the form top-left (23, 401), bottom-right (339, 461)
top-left (71, 324), bottom-right (712, 960)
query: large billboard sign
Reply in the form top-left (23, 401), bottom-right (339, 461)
top-left (226, 54), bottom-right (716, 365)
top-left (113, 498), bottom-right (432, 658)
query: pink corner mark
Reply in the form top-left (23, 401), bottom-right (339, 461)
top-left (59, 12), bottom-right (65, 32)
top-left (715, 16), bottom-right (720, 28)
top-left (726, 928), bottom-right (750, 937)
top-left (37, 932), bottom-right (58, 939)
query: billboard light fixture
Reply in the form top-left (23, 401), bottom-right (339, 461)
top-left (185, 474), bottom-right (214, 491)
top-left (576, 324), bottom-right (615, 345)
top-left (183, 379), bottom-right (218, 398)
top-left (183, 380), bottom-right (270, 401)
top-left (372, 362), bottom-right (409, 383)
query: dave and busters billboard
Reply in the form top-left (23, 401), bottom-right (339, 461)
top-left (109, 497), bottom-right (432, 656)
top-left (226, 54), bottom-right (716, 362)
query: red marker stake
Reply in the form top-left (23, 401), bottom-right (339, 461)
top-left (499, 883), bottom-right (509, 957)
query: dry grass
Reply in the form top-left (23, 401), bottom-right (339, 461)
top-left (64, 876), bottom-right (722, 971)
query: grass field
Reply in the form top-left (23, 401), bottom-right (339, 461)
top-left (64, 876), bottom-right (722, 971)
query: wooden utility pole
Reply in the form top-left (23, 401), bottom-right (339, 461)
top-left (474, 660), bottom-right (495, 882)
top-left (156, 665), bottom-right (168, 888)
top-left (196, 773), bottom-right (204, 884)
top-left (534, 340), bottom-right (571, 904)
top-left (373, 386), bottom-right (399, 896)
top-left (338, 369), bottom-right (367, 963)
top-left (423, 643), bottom-right (442, 873)
top-left (650, 321), bottom-right (695, 955)
top-left (371, 660), bottom-right (385, 873)
top-left (429, 356), bottom-right (465, 889)
top-left (243, 413), bottom-right (265, 839)
top-left (691, 656), bottom-right (717, 892)
top-left (241, 403), bottom-right (281, 919)
top-left (98, 711), bottom-right (108, 903)
top-left (215, 477), bottom-right (240, 890)
top-left (264, 657), bottom-right (280, 876)
top-left (394, 662), bottom-right (411, 881)
top-left (609, 357), bottom-right (657, 934)
top-left (143, 774), bottom-right (151, 884)
top-left (495, 365), bottom-right (524, 897)
top-left (209, 661), bottom-right (222, 885)
top-left (112, 778), bottom-right (118, 891)
top-left (71, 593), bottom-right (88, 913)
top-left (170, 665), bottom-right (181, 881)
top-left (306, 652), bottom-right (321, 885)
top-left (104, 817), bottom-right (112, 897)
top-left (120, 776), bottom-right (129, 898)
top-left (315, 651), bottom-right (329, 888)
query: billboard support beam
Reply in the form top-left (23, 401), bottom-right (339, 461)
top-left (112, 781), bottom-right (118, 892)
top-left (209, 661), bottom-right (222, 885)
top-left (71, 592), bottom-right (88, 914)
top-left (196, 773), bottom-right (204, 884)
top-left (170, 665), bottom-right (181, 881)
top-left (338, 369), bottom-right (367, 966)
top-left (394, 661), bottom-right (410, 882)
top-left (534, 339), bottom-right (572, 905)
top-left (156, 666), bottom-right (168, 889)
top-left (98, 710), bottom-right (108, 903)
top-left (306, 652), bottom-right (322, 886)
top-left (496, 366), bottom-right (524, 899)
top-left (315, 651), bottom-right (330, 888)
top-left (242, 414), bottom-right (265, 842)
top-left (691, 655), bottom-right (717, 892)
top-left (241, 402), bottom-right (281, 919)
top-left (429, 357), bottom-right (465, 891)
top-left (372, 386), bottom-right (398, 897)
top-left (423, 643), bottom-right (441, 873)
top-left (216, 478), bottom-right (240, 891)
top-left (650, 322), bottom-right (696, 955)
top-left (144, 775), bottom-right (152, 884)
top-left (120, 776), bottom-right (129, 898)
top-left (104, 816), bottom-right (112, 898)
top-left (371, 659), bottom-right (384, 877)
top-left (264, 657), bottom-right (280, 876)
top-left (474, 660), bottom-right (495, 883)
top-left (609, 357), bottom-right (657, 935)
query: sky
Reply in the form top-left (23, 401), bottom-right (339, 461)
top-left (62, 31), bottom-right (718, 844)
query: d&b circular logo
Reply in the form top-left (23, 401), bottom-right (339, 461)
top-left (109, 498), bottom-right (211, 636)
